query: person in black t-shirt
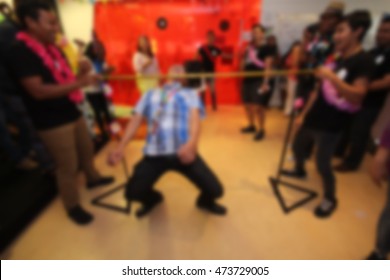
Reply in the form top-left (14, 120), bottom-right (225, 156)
top-left (0, 2), bottom-right (52, 170)
top-left (197, 30), bottom-right (222, 111)
top-left (335, 17), bottom-right (390, 172)
top-left (296, 2), bottom-right (344, 105)
top-left (7, 1), bottom-right (114, 225)
top-left (240, 24), bottom-right (276, 141)
top-left (282, 10), bottom-right (374, 218)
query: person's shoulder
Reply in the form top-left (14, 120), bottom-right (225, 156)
top-left (7, 40), bottom-right (29, 57)
top-left (384, 48), bottom-right (390, 61)
top-left (179, 87), bottom-right (198, 97)
top-left (262, 44), bottom-right (276, 53)
top-left (357, 50), bottom-right (375, 64)
top-left (198, 45), bottom-right (206, 52)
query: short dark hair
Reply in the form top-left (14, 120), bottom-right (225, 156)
top-left (341, 10), bottom-right (372, 42)
top-left (206, 30), bottom-right (215, 38)
top-left (16, 0), bottom-right (53, 29)
top-left (306, 23), bottom-right (318, 35)
top-left (381, 14), bottom-right (390, 24)
top-left (252, 23), bottom-right (265, 32)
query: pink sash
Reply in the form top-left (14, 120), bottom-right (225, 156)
top-left (321, 61), bottom-right (360, 113)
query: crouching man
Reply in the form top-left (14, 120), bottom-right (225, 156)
top-left (108, 65), bottom-right (227, 218)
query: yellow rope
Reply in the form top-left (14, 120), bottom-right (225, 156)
top-left (106, 69), bottom-right (315, 81)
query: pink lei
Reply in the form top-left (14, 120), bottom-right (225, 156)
top-left (248, 45), bottom-right (265, 68)
top-left (16, 32), bottom-right (83, 104)
top-left (321, 61), bottom-right (360, 113)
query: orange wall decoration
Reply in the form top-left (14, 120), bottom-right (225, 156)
top-left (94, 0), bottom-right (262, 106)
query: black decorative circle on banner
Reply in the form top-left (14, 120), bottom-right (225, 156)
top-left (157, 17), bottom-right (168, 30)
top-left (219, 19), bottom-right (230, 32)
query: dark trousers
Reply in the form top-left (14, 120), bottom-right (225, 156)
top-left (201, 78), bottom-right (217, 111)
top-left (125, 155), bottom-right (224, 206)
top-left (86, 93), bottom-right (112, 137)
top-left (377, 178), bottom-right (390, 255)
top-left (335, 107), bottom-right (381, 169)
top-left (293, 127), bottom-right (341, 201)
top-left (0, 93), bottom-right (52, 167)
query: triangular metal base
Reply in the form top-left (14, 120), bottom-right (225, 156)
top-left (91, 183), bottom-right (131, 214)
top-left (269, 177), bottom-right (318, 214)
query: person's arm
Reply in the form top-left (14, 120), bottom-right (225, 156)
top-left (108, 93), bottom-right (150, 166)
top-left (370, 123), bottom-right (390, 186)
top-left (296, 89), bottom-right (318, 125)
top-left (20, 74), bottom-right (95, 100)
top-left (177, 91), bottom-right (202, 164)
top-left (187, 108), bottom-right (201, 147)
top-left (102, 62), bottom-right (115, 75)
top-left (132, 53), bottom-right (153, 73)
top-left (291, 45), bottom-right (301, 69)
top-left (196, 47), bottom-right (203, 61)
top-left (368, 74), bottom-right (390, 92)
top-left (260, 56), bottom-right (274, 92)
top-left (141, 58), bottom-right (153, 72)
top-left (316, 66), bottom-right (369, 105)
top-left (116, 113), bottom-right (144, 150)
top-left (177, 108), bottom-right (201, 165)
top-left (107, 113), bottom-right (144, 166)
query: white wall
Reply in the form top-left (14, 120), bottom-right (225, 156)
top-left (57, 1), bottom-right (94, 44)
top-left (262, 0), bottom-right (387, 54)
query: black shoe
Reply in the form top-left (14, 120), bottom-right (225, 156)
top-left (281, 169), bottom-right (307, 179)
top-left (314, 199), bottom-right (337, 218)
top-left (241, 125), bottom-right (256, 134)
top-left (334, 163), bottom-right (357, 173)
top-left (136, 194), bottom-right (164, 218)
top-left (254, 130), bottom-right (265, 141)
top-left (197, 201), bottom-right (227, 216)
top-left (68, 205), bottom-right (93, 225)
top-left (87, 176), bottom-right (115, 189)
top-left (366, 251), bottom-right (386, 260)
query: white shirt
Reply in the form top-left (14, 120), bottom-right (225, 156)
top-left (132, 51), bottom-right (160, 75)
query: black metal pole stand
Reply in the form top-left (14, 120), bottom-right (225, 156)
top-left (91, 137), bottom-right (131, 215)
top-left (269, 108), bottom-right (318, 214)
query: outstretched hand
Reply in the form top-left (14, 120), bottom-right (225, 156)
top-left (369, 157), bottom-right (387, 188)
top-left (177, 143), bottom-right (197, 165)
top-left (107, 147), bottom-right (125, 166)
top-left (315, 66), bottom-right (334, 80)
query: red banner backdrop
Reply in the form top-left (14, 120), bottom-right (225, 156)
top-left (94, 0), bottom-right (262, 106)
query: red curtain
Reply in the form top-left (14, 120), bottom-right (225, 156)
top-left (95, 0), bottom-right (262, 106)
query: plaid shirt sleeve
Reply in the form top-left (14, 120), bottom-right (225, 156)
top-left (186, 89), bottom-right (205, 118)
top-left (133, 90), bottom-right (152, 118)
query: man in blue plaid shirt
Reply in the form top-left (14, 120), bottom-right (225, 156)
top-left (108, 65), bottom-right (226, 218)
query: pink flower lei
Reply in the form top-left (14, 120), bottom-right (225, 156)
top-left (16, 31), bottom-right (83, 104)
top-left (321, 60), bottom-right (360, 113)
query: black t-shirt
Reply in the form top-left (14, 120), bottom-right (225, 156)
top-left (243, 44), bottom-right (276, 82)
top-left (304, 51), bottom-right (375, 133)
top-left (198, 45), bottom-right (221, 72)
top-left (7, 41), bottom-right (81, 130)
top-left (363, 47), bottom-right (390, 109)
top-left (0, 18), bottom-right (19, 94)
top-left (297, 34), bottom-right (335, 90)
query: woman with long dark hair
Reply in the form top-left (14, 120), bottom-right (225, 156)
top-left (240, 24), bottom-right (276, 141)
top-left (132, 35), bottom-right (160, 94)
